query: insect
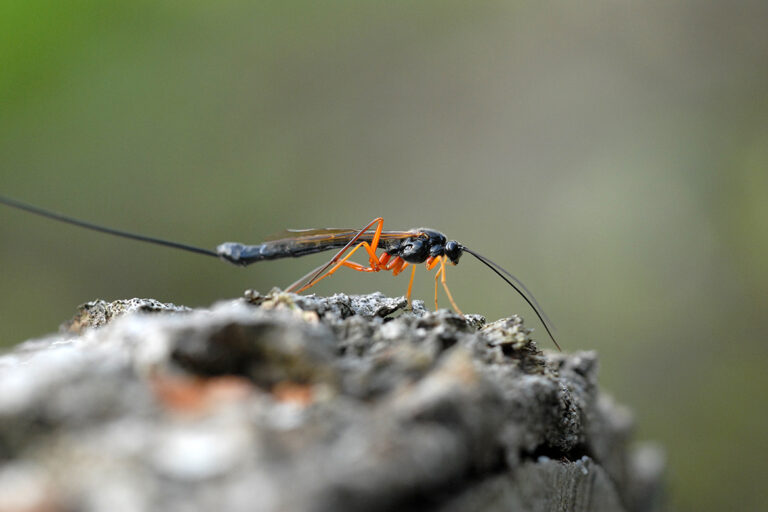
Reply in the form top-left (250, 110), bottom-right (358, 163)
top-left (0, 195), bottom-right (560, 349)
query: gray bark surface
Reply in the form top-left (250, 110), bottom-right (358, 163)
top-left (0, 291), bottom-right (665, 512)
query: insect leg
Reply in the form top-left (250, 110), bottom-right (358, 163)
top-left (427, 256), bottom-right (463, 313)
top-left (438, 256), bottom-right (463, 314)
top-left (390, 258), bottom-right (408, 276)
top-left (286, 217), bottom-right (384, 292)
top-left (406, 264), bottom-right (416, 307)
top-left (296, 240), bottom-right (379, 292)
top-left (382, 255), bottom-right (402, 270)
top-left (336, 260), bottom-right (379, 272)
top-left (424, 256), bottom-right (442, 309)
top-left (380, 255), bottom-right (415, 306)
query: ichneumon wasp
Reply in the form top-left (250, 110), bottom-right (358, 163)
top-left (1, 195), bottom-right (560, 349)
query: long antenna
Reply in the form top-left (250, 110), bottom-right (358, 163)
top-left (463, 246), bottom-right (560, 351)
top-left (0, 195), bottom-right (220, 259)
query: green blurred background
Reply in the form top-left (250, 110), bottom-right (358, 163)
top-left (2, 1), bottom-right (767, 510)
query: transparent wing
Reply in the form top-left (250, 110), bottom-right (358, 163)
top-left (264, 228), bottom-right (414, 244)
top-left (264, 228), bottom-right (359, 241)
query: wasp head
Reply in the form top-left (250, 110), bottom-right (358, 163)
top-left (444, 240), bottom-right (463, 264)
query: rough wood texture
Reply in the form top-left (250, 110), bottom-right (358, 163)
top-left (0, 291), bottom-right (665, 512)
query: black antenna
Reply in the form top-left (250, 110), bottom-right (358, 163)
top-left (463, 246), bottom-right (560, 351)
top-left (0, 195), bottom-right (220, 259)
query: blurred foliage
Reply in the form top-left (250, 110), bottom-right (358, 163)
top-left (1, 1), bottom-right (767, 511)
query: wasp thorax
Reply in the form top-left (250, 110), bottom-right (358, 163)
top-left (399, 237), bottom-right (430, 263)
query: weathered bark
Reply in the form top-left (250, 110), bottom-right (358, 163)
top-left (0, 291), bottom-right (665, 512)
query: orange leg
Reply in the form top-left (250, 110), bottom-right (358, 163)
top-left (338, 259), bottom-right (380, 272)
top-left (346, 218), bottom-right (385, 269)
top-left (380, 256), bottom-right (416, 307)
top-left (426, 256), bottom-right (443, 309)
top-left (406, 264), bottom-right (416, 307)
top-left (382, 255), bottom-right (416, 308)
top-left (433, 262), bottom-right (441, 310)
top-left (438, 256), bottom-right (463, 314)
top-left (297, 240), bottom-right (384, 292)
top-left (383, 255), bottom-right (403, 271)
top-left (292, 218), bottom-right (385, 293)
top-left (391, 258), bottom-right (408, 276)
top-left (430, 256), bottom-right (463, 314)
